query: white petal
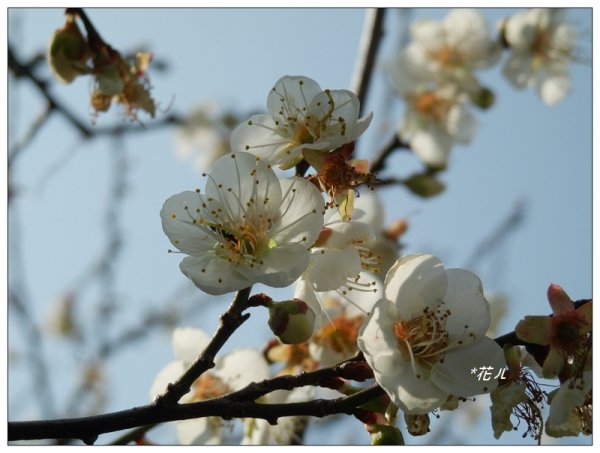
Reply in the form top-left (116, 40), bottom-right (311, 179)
top-left (267, 75), bottom-right (322, 122)
top-left (445, 9), bottom-right (486, 41)
top-left (214, 348), bottom-right (270, 391)
top-left (160, 191), bottom-right (218, 255)
top-left (176, 417), bottom-right (220, 445)
top-left (172, 327), bottom-right (211, 364)
top-left (230, 114), bottom-right (298, 166)
top-left (308, 89), bottom-right (359, 126)
top-left (502, 54), bottom-right (534, 88)
top-left (446, 104), bottom-right (476, 144)
top-left (294, 275), bottom-right (326, 327)
top-left (443, 269), bottom-right (490, 341)
top-left (204, 152), bottom-right (282, 221)
top-left (377, 361), bottom-right (448, 414)
top-left (180, 254), bottom-right (251, 295)
top-left (322, 219), bottom-right (376, 249)
top-left (270, 177), bottom-right (324, 245)
top-left (536, 70), bottom-right (570, 106)
top-left (308, 246), bottom-right (362, 292)
top-left (384, 254), bottom-right (447, 320)
top-left (431, 336), bottom-right (505, 397)
top-left (244, 243), bottom-right (310, 288)
top-left (411, 18), bottom-right (445, 51)
top-left (357, 298), bottom-right (401, 375)
top-left (409, 126), bottom-right (452, 168)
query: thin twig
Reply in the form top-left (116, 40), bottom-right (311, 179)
top-left (370, 133), bottom-right (410, 174)
top-left (351, 8), bottom-right (386, 115)
top-left (154, 287), bottom-right (253, 407)
top-left (8, 103), bottom-right (53, 166)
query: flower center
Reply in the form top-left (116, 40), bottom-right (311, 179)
top-left (431, 44), bottom-right (464, 67)
top-left (413, 91), bottom-right (452, 122)
top-left (549, 310), bottom-right (589, 353)
top-left (191, 373), bottom-right (230, 401)
top-left (393, 305), bottom-right (451, 371)
top-left (313, 314), bottom-right (364, 354)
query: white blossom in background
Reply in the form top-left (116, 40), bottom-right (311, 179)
top-left (294, 208), bottom-right (381, 326)
top-left (307, 281), bottom-right (381, 367)
top-left (387, 77), bottom-right (477, 168)
top-left (161, 152), bottom-right (324, 295)
top-left (242, 387), bottom-right (316, 445)
top-left (358, 254), bottom-right (505, 414)
top-left (231, 75), bottom-right (372, 169)
top-left (149, 327), bottom-right (270, 444)
top-left (502, 8), bottom-right (576, 106)
top-left (398, 9), bottom-right (500, 93)
top-left (174, 103), bottom-right (231, 172)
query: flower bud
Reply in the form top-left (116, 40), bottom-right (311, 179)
top-left (47, 15), bottom-right (90, 84)
top-left (369, 424), bottom-right (405, 445)
top-left (268, 299), bottom-right (315, 344)
top-left (470, 86), bottom-right (495, 110)
top-left (404, 172), bottom-right (445, 197)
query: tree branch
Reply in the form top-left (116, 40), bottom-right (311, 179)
top-left (370, 133), bottom-right (411, 174)
top-left (8, 353), bottom-right (382, 444)
top-left (351, 8), bottom-right (386, 115)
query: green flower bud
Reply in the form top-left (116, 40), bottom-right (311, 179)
top-left (470, 86), bottom-right (495, 110)
top-left (370, 424), bottom-right (405, 445)
top-left (268, 299), bottom-right (315, 344)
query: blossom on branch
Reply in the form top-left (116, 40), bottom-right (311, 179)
top-left (398, 9), bottom-right (500, 93)
top-left (357, 254), bottom-right (505, 414)
top-left (231, 75), bottom-right (372, 169)
top-left (161, 152), bottom-right (324, 295)
top-left (502, 8), bottom-right (576, 106)
top-left (149, 327), bottom-right (270, 444)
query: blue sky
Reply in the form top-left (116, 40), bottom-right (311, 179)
top-left (7, 8), bottom-right (592, 445)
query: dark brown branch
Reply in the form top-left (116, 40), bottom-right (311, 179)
top-left (154, 287), bottom-right (252, 407)
top-left (370, 133), bottom-right (410, 173)
top-left (8, 44), bottom-right (93, 138)
top-left (8, 103), bottom-right (53, 166)
top-left (9, 385), bottom-right (383, 444)
top-left (8, 352), bottom-right (382, 444)
top-left (351, 8), bottom-right (386, 115)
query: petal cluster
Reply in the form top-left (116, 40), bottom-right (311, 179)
top-left (231, 75), bottom-right (372, 169)
top-left (503, 8), bottom-right (576, 105)
top-left (161, 152), bottom-right (324, 294)
top-left (357, 254), bottom-right (505, 414)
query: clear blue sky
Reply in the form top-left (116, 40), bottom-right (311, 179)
top-left (7, 8), bottom-right (592, 445)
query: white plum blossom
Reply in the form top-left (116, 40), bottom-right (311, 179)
top-left (230, 75), bottom-right (372, 169)
top-left (161, 152), bottom-right (324, 295)
top-left (357, 254), bottom-right (505, 415)
top-left (294, 208), bottom-right (381, 327)
top-left (149, 327), bottom-right (270, 444)
top-left (397, 9), bottom-right (500, 93)
top-left (502, 8), bottom-right (576, 106)
top-left (388, 81), bottom-right (477, 168)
